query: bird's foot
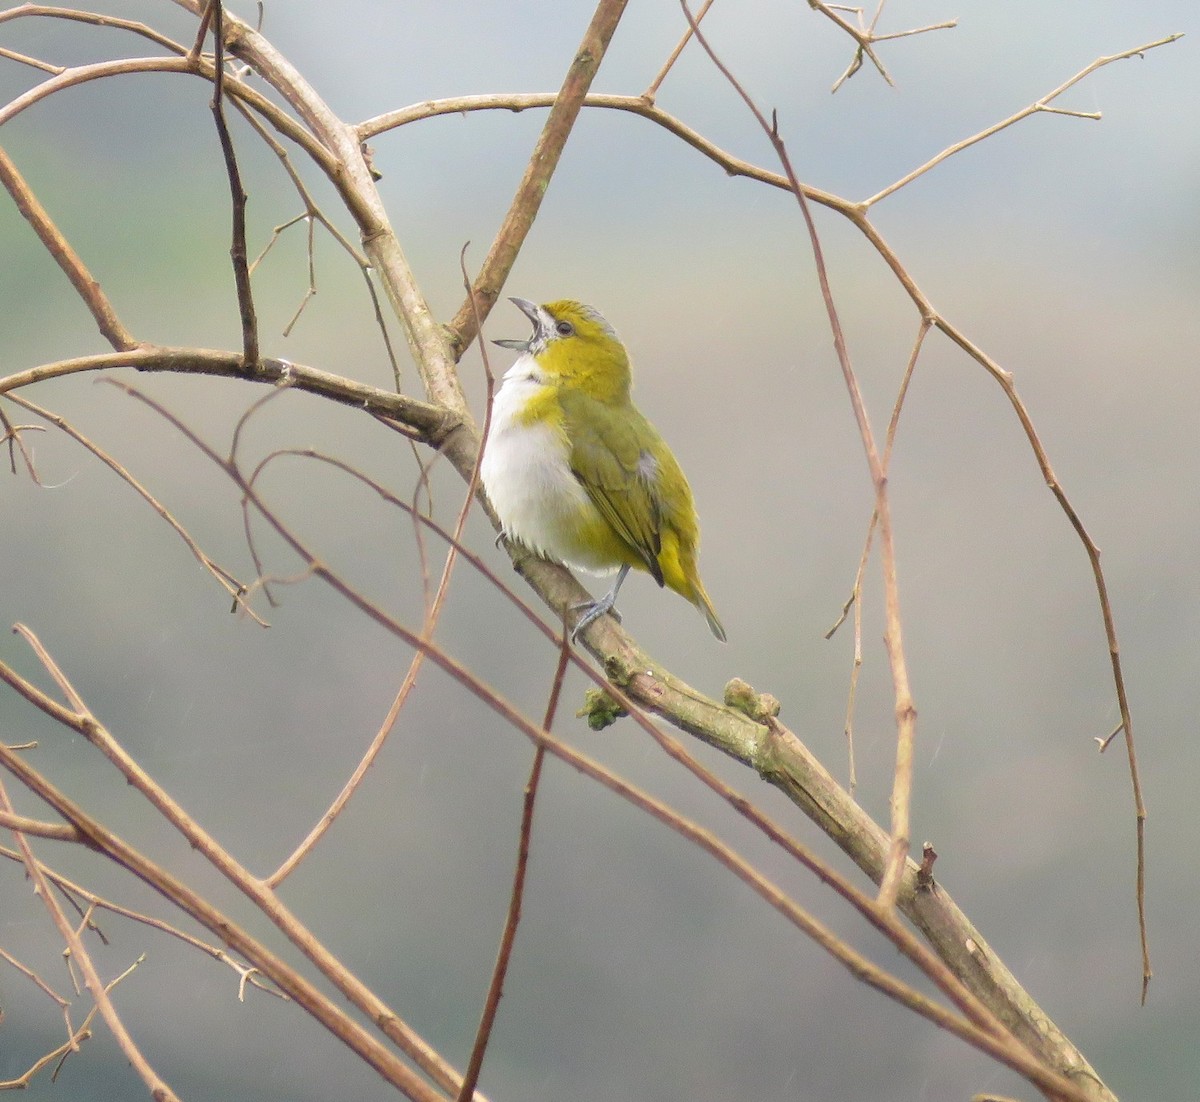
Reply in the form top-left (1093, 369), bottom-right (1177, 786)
top-left (569, 593), bottom-right (622, 642)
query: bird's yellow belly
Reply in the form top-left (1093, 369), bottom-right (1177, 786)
top-left (482, 373), bottom-right (634, 575)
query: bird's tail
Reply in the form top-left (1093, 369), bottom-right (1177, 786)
top-left (659, 531), bottom-right (726, 642)
top-left (692, 581), bottom-right (726, 643)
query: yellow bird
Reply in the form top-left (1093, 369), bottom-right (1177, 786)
top-left (482, 297), bottom-right (725, 642)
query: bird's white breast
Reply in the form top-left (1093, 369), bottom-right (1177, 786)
top-left (481, 357), bottom-right (615, 574)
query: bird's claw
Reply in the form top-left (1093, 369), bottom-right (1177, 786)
top-left (569, 596), bottom-right (622, 642)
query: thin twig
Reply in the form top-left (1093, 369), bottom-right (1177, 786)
top-left (209, 0), bottom-right (259, 365)
top-left (445, 0), bottom-right (632, 356)
top-left (3, 391), bottom-right (261, 621)
top-left (0, 730), bottom-right (449, 1102)
top-left (359, 92), bottom-right (848, 215)
top-left (807, 0), bottom-right (894, 86)
top-left (680, 0), bottom-right (917, 908)
top-left (458, 634), bottom-right (570, 1102)
top-left (804, 0), bottom-right (955, 90)
top-left (0, 843), bottom-right (282, 999)
top-left (826, 319), bottom-right (931, 791)
top-left (0, 778), bottom-right (179, 1100)
top-left (0, 808), bottom-right (78, 840)
top-left (234, 102), bottom-right (402, 385)
top-left (0, 5), bottom-right (192, 55)
top-left (864, 34), bottom-right (1182, 206)
top-left (0, 405), bottom-right (43, 478)
top-left (0, 51), bottom-right (342, 181)
top-left (265, 247), bottom-right (496, 884)
top-left (642, 0), bottom-right (715, 101)
top-left (0, 145), bottom-right (136, 351)
top-left (188, 0), bottom-right (215, 62)
top-left (0, 941), bottom-right (71, 1008)
top-left (0, 43), bottom-right (63, 73)
top-left (0, 1013), bottom-right (95, 1090)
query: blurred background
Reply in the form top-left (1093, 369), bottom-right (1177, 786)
top-left (1, 1), bottom-right (1197, 1099)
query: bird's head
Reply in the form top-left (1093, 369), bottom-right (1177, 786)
top-left (495, 298), bottom-right (631, 401)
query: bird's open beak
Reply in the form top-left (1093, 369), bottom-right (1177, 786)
top-left (492, 297), bottom-right (541, 351)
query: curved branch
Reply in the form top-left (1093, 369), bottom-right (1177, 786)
top-left (359, 92), bottom-right (852, 215)
top-left (0, 54), bottom-right (339, 175)
top-left (0, 808), bottom-right (77, 840)
top-left (0, 347), bottom-right (456, 443)
top-left (0, 4), bottom-right (191, 54)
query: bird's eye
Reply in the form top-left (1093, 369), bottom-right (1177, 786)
top-left (555, 320), bottom-right (575, 337)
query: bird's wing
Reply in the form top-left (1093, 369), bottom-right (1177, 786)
top-left (560, 391), bottom-right (665, 587)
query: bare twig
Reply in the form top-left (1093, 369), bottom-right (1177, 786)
top-left (0, 52), bottom-right (341, 182)
top-left (1, 778), bottom-right (179, 1100)
top-left (642, 0), bottom-right (715, 101)
top-left (359, 92), bottom-right (848, 216)
top-left (188, 0), bottom-right (216, 61)
top-left (458, 634), bottom-right (570, 1102)
top-left (0, 43), bottom-right (62, 73)
top-left (803, 0), bottom-right (956, 91)
top-left (0, 5), bottom-right (192, 55)
top-left (0, 405), bottom-right (43, 478)
top-left (0, 731), bottom-right (450, 1102)
top-left (3, 391), bottom-right (261, 620)
top-left (0, 1016), bottom-right (95, 1090)
top-left (864, 34), bottom-right (1182, 206)
top-left (826, 319), bottom-right (931, 791)
top-left (234, 96), bottom-right (402, 385)
top-left (0, 941), bottom-right (71, 1008)
top-left (0, 808), bottom-right (78, 840)
top-left (209, 1), bottom-right (259, 365)
top-left (0, 843), bottom-right (283, 999)
top-left (680, 0), bottom-right (917, 908)
top-left (445, 0), bottom-right (632, 355)
top-left (0, 145), bottom-right (136, 350)
top-left (264, 248), bottom-right (495, 884)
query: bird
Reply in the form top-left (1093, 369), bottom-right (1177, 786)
top-left (481, 297), bottom-right (725, 642)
